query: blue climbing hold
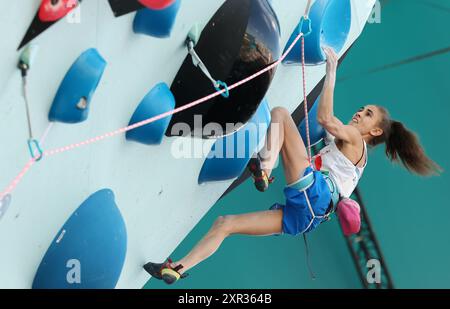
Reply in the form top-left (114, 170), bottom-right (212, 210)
top-left (133, 0), bottom-right (181, 38)
top-left (126, 83), bottom-right (176, 145)
top-left (48, 49), bottom-right (107, 124)
top-left (282, 0), bottom-right (351, 65)
top-left (298, 97), bottom-right (326, 145)
top-left (32, 189), bottom-right (127, 289)
top-left (198, 99), bottom-right (271, 184)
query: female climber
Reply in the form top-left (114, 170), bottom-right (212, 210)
top-left (143, 47), bottom-right (441, 285)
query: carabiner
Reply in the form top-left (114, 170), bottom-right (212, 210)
top-left (214, 80), bottom-right (230, 98)
top-left (27, 139), bottom-right (43, 161)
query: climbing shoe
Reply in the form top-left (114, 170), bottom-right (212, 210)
top-left (247, 155), bottom-right (274, 192)
top-left (143, 258), bottom-right (188, 285)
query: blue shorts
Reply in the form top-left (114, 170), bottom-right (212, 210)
top-left (270, 167), bottom-right (332, 235)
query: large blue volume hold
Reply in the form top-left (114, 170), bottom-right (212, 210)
top-left (126, 83), bottom-right (176, 145)
top-left (282, 0), bottom-right (351, 65)
top-left (133, 0), bottom-right (181, 38)
top-left (167, 0), bottom-right (281, 138)
top-left (198, 99), bottom-right (272, 184)
top-left (32, 189), bottom-right (127, 289)
top-left (48, 49), bottom-right (107, 124)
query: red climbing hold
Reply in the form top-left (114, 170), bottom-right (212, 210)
top-left (38, 0), bottom-right (79, 22)
top-left (314, 155), bottom-right (323, 171)
top-left (138, 0), bottom-right (175, 10)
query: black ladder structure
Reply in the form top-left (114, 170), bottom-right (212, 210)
top-left (345, 188), bottom-right (395, 289)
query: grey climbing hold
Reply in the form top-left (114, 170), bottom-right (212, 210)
top-left (0, 194), bottom-right (12, 221)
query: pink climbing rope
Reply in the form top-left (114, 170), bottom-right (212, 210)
top-left (0, 30), bottom-right (308, 201)
top-left (301, 35), bottom-right (312, 164)
top-left (302, 0), bottom-right (313, 165)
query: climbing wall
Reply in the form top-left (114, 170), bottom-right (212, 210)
top-left (0, 0), bottom-right (376, 288)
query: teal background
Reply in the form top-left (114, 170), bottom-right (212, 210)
top-left (146, 0), bottom-right (450, 289)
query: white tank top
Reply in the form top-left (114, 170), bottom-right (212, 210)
top-left (318, 135), bottom-right (367, 198)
